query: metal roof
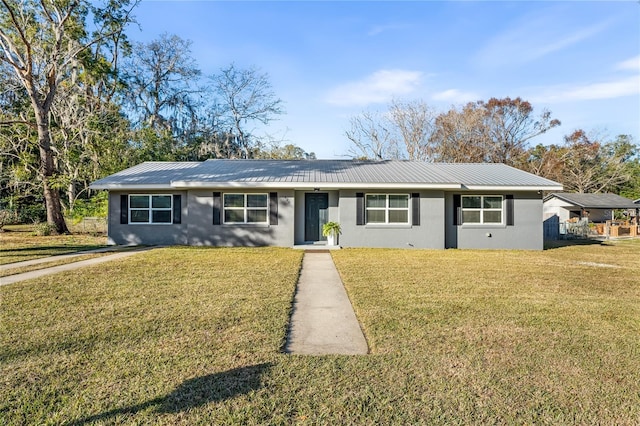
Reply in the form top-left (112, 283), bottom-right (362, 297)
top-left (91, 160), bottom-right (563, 191)
top-left (544, 192), bottom-right (639, 209)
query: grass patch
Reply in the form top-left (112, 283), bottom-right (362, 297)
top-left (0, 253), bottom-right (113, 278)
top-left (1, 247), bottom-right (303, 425)
top-left (1, 244), bottom-right (639, 424)
top-left (0, 225), bottom-right (107, 265)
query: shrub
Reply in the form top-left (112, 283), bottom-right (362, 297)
top-left (32, 222), bottom-right (57, 236)
top-left (69, 192), bottom-right (108, 224)
top-left (0, 209), bottom-right (18, 231)
top-left (18, 204), bottom-right (46, 224)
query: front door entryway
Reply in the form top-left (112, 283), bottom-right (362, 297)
top-left (305, 193), bottom-right (329, 242)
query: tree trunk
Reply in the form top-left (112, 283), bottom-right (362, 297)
top-left (36, 108), bottom-right (69, 234)
top-left (68, 181), bottom-right (76, 210)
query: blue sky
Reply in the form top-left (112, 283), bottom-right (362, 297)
top-left (131, 1), bottom-right (640, 158)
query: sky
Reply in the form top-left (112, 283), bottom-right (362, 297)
top-left (130, 1), bottom-right (640, 159)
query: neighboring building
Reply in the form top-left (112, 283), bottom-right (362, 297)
top-left (91, 160), bottom-right (562, 250)
top-left (543, 192), bottom-right (639, 223)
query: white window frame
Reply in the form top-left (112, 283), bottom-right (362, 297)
top-left (129, 194), bottom-right (172, 225)
top-left (461, 195), bottom-right (503, 225)
top-left (365, 193), bottom-right (410, 225)
top-left (223, 193), bottom-right (269, 224)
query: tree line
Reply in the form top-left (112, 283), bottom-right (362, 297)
top-left (0, 1), bottom-right (312, 233)
top-left (1, 1), bottom-right (638, 234)
top-left (346, 98), bottom-right (639, 199)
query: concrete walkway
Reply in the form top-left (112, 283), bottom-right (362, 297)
top-left (3, 246), bottom-right (134, 269)
top-left (1, 247), bottom-right (155, 286)
top-left (285, 251), bottom-right (368, 355)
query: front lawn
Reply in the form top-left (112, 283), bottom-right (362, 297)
top-left (332, 240), bottom-right (640, 424)
top-left (1, 243), bottom-right (638, 424)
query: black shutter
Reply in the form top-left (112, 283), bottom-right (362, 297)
top-left (411, 193), bottom-right (420, 226)
top-left (269, 192), bottom-right (278, 225)
top-left (356, 193), bottom-right (364, 225)
top-left (453, 194), bottom-right (462, 225)
top-left (213, 192), bottom-right (221, 225)
top-left (120, 194), bottom-right (128, 224)
top-left (173, 195), bottom-right (182, 224)
top-left (506, 194), bottom-right (514, 226)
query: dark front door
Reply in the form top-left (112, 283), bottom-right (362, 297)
top-left (305, 193), bottom-right (329, 242)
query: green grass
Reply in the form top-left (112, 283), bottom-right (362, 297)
top-left (1, 242), bottom-right (639, 424)
top-left (0, 225), bottom-right (107, 265)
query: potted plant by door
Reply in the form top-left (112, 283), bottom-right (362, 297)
top-left (322, 221), bottom-right (341, 246)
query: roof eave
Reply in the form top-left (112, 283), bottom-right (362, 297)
top-left (170, 181), bottom-right (463, 190)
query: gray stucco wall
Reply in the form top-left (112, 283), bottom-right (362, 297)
top-left (444, 191), bottom-right (544, 250)
top-left (186, 189), bottom-right (295, 246)
top-left (108, 189), bottom-right (294, 246)
top-left (107, 191), bottom-right (188, 245)
top-left (337, 190), bottom-right (445, 249)
top-left (107, 188), bottom-right (544, 249)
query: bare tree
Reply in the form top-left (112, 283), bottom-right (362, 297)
top-left (345, 110), bottom-right (397, 160)
top-left (0, 0), bottom-right (137, 233)
top-left (346, 99), bottom-right (435, 161)
top-left (210, 64), bottom-right (284, 159)
top-left (389, 99), bottom-right (436, 161)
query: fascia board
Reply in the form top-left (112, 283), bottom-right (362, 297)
top-left (462, 185), bottom-right (564, 191)
top-left (89, 184), bottom-right (172, 191)
top-left (170, 181), bottom-right (462, 190)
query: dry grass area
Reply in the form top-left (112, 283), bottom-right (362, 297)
top-left (0, 253), bottom-right (114, 278)
top-left (0, 225), bottom-right (106, 265)
top-left (1, 241), bottom-right (638, 424)
top-left (332, 239), bottom-right (640, 424)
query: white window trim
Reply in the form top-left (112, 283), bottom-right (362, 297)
top-left (365, 193), bottom-right (410, 225)
top-left (129, 194), bottom-right (173, 225)
top-left (223, 193), bottom-right (269, 224)
top-left (461, 195), bottom-right (504, 225)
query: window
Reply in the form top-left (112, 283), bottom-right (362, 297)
top-left (223, 193), bottom-right (268, 224)
top-left (366, 194), bottom-right (409, 224)
top-left (461, 195), bottom-right (503, 224)
top-left (129, 195), bottom-right (172, 224)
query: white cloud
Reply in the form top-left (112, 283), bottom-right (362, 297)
top-left (367, 23), bottom-right (408, 37)
top-left (530, 75), bottom-right (640, 103)
top-left (475, 16), bottom-right (611, 68)
top-left (431, 89), bottom-right (480, 104)
top-left (325, 69), bottom-right (423, 107)
top-left (616, 55), bottom-right (640, 72)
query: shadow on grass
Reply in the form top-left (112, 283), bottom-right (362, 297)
top-left (0, 245), bottom-right (104, 255)
top-left (67, 363), bottom-right (272, 425)
top-left (544, 239), bottom-right (610, 250)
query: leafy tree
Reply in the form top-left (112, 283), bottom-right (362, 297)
top-left (256, 142), bottom-right (316, 160)
top-left (0, 0), bottom-right (137, 233)
top-left (431, 97), bottom-right (560, 165)
top-left (525, 131), bottom-right (638, 195)
top-left (481, 97), bottom-right (560, 165)
top-left (431, 102), bottom-right (490, 163)
top-left (123, 33), bottom-right (201, 132)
